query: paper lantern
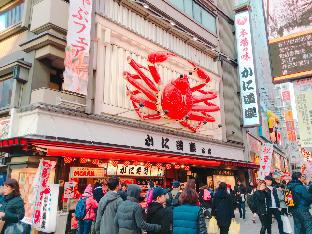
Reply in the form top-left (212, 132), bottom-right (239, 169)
top-left (111, 161), bottom-right (118, 167)
top-left (80, 158), bottom-right (87, 164)
top-left (174, 164), bottom-right (181, 169)
top-left (91, 159), bottom-right (99, 165)
top-left (166, 164), bottom-right (172, 169)
top-left (124, 161), bottom-right (130, 167)
top-left (145, 163), bottom-right (152, 168)
top-left (133, 161), bottom-right (139, 166)
top-left (184, 165), bottom-right (190, 171)
top-left (64, 157), bottom-right (72, 164)
top-left (156, 163), bottom-right (163, 169)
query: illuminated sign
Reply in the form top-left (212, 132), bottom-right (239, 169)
top-left (70, 167), bottom-right (105, 178)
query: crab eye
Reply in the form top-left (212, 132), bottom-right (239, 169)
top-left (189, 72), bottom-right (192, 75)
top-left (179, 74), bottom-right (183, 78)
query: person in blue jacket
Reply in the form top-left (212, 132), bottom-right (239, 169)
top-left (287, 172), bottom-right (312, 234)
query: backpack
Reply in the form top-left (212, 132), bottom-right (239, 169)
top-left (284, 188), bottom-right (295, 207)
top-left (247, 193), bottom-right (256, 213)
top-left (168, 191), bottom-right (181, 207)
top-left (203, 189), bottom-right (212, 201)
top-left (75, 197), bottom-right (88, 220)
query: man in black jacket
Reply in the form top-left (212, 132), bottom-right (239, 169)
top-left (147, 187), bottom-right (172, 234)
top-left (264, 175), bottom-right (285, 234)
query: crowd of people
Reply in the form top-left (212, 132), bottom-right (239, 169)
top-left (0, 172), bottom-right (310, 234)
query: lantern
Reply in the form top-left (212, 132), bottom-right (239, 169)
top-left (80, 158), bottom-right (87, 164)
top-left (184, 165), bottom-right (190, 171)
top-left (156, 163), bottom-right (163, 169)
top-left (166, 164), bottom-right (172, 169)
top-left (124, 161), bottom-right (130, 167)
top-left (91, 159), bottom-right (99, 165)
top-left (64, 157), bottom-right (72, 164)
top-left (111, 161), bottom-right (118, 167)
top-left (133, 161), bottom-right (139, 166)
top-left (145, 163), bottom-right (152, 168)
top-left (174, 164), bottom-right (181, 169)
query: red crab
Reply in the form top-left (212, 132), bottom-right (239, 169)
top-left (123, 51), bottom-right (220, 132)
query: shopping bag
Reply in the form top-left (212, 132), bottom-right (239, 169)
top-left (229, 219), bottom-right (240, 234)
top-left (0, 220), bottom-right (5, 233)
top-left (208, 217), bottom-right (219, 234)
top-left (281, 215), bottom-right (292, 234)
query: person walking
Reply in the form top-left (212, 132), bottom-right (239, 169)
top-left (115, 184), bottom-right (161, 234)
top-left (95, 176), bottom-right (123, 234)
top-left (147, 187), bottom-right (172, 234)
top-left (173, 188), bottom-right (207, 234)
top-left (247, 182), bottom-right (257, 223)
top-left (93, 182), bottom-right (105, 203)
top-left (264, 175), bottom-right (285, 234)
top-left (77, 184), bottom-right (98, 234)
top-left (212, 182), bottom-right (234, 234)
top-left (234, 180), bottom-right (246, 219)
top-left (167, 181), bottom-right (181, 207)
top-left (0, 179), bottom-right (25, 234)
top-left (253, 180), bottom-right (271, 234)
top-left (287, 172), bottom-right (312, 234)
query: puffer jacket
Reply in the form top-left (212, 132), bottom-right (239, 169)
top-left (253, 190), bottom-right (268, 215)
top-left (212, 189), bottom-right (234, 228)
top-left (115, 184), bottom-right (161, 234)
top-left (288, 179), bottom-right (312, 210)
top-left (146, 202), bottom-right (172, 234)
top-left (83, 194), bottom-right (98, 221)
top-left (0, 193), bottom-right (25, 232)
top-left (173, 204), bottom-right (207, 234)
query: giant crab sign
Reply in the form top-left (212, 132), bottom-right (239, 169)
top-left (123, 52), bottom-right (220, 132)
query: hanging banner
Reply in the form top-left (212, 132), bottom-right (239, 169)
top-left (63, 0), bottom-right (93, 95)
top-left (258, 143), bottom-right (274, 180)
top-left (235, 11), bottom-right (260, 127)
top-left (107, 163), bottom-right (164, 177)
top-left (262, 0), bottom-right (312, 83)
top-left (35, 184), bottom-right (59, 233)
top-left (32, 159), bottom-right (56, 230)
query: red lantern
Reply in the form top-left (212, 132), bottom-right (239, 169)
top-left (111, 161), bottom-right (118, 167)
top-left (133, 161), bottom-right (139, 166)
top-left (80, 158), bottom-right (87, 164)
top-left (91, 159), bottom-right (99, 165)
top-left (184, 165), bottom-right (190, 171)
top-left (156, 163), bottom-right (162, 169)
top-left (166, 164), bottom-right (172, 169)
top-left (145, 163), bottom-right (152, 168)
top-left (64, 157), bottom-right (72, 164)
top-left (174, 164), bottom-right (181, 169)
top-left (124, 161), bottom-right (130, 167)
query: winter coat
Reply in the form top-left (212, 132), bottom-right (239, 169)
top-left (82, 194), bottom-right (98, 221)
top-left (173, 204), bottom-right (207, 234)
top-left (117, 189), bottom-right (127, 201)
top-left (93, 186), bottom-right (105, 203)
top-left (0, 193), bottom-right (25, 231)
top-left (115, 184), bottom-right (161, 234)
top-left (146, 202), bottom-right (172, 234)
top-left (265, 186), bottom-right (280, 208)
top-left (276, 189), bottom-right (287, 209)
top-left (212, 190), bottom-right (234, 228)
top-left (253, 190), bottom-right (268, 215)
top-left (288, 179), bottom-right (312, 210)
top-left (95, 191), bottom-right (123, 234)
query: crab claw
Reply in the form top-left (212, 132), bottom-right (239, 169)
top-left (188, 61), bottom-right (211, 83)
top-left (147, 51), bottom-right (176, 64)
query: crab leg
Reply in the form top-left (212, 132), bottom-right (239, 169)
top-left (193, 92), bottom-right (218, 103)
top-left (124, 72), bottom-right (157, 102)
top-left (127, 57), bottom-right (158, 92)
top-left (131, 101), bottom-right (161, 120)
top-left (191, 103), bottom-right (220, 112)
top-left (147, 52), bottom-right (176, 85)
top-left (187, 113), bottom-right (216, 122)
top-left (179, 121), bottom-right (204, 133)
top-left (129, 95), bottom-right (158, 111)
top-left (191, 83), bottom-right (207, 92)
top-left (188, 61), bottom-right (211, 82)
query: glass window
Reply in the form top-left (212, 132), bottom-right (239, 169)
top-left (193, 3), bottom-right (202, 23)
top-left (184, 0), bottom-right (193, 18)
top-left (170, 0), bottom-right (184, 11)
top-left (0, 78), bottom-right (13, 109)
top-left (0, 1), bottom-right (24, 32)
top-left (202, 10), bottom-right (217, 34)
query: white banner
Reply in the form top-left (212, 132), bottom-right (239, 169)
top-left (107, 163), bottom-right (164, 177)
top-left (258, 143), bottom-right (274, 180)
top-left (63, 0), bottom-right (93, 95)
top-left (235, 11), bottom-right (260, 127)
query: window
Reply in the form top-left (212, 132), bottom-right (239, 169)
top-left (170, 0), bottom-right (216, 34)
top-left (0, 1), bottom-right (24, 32)
top-left (0, 78), bottom-right (13, 109)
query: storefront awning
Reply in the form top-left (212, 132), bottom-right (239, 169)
top-left (0, 137), bottom-right (259, 169)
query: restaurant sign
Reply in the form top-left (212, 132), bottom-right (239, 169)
top-left (70, 167), bottom-right (105, 178)
top-left (258, 143), bottom-right (274, 180)
top-left (107, 163), bottom-right (164, 177)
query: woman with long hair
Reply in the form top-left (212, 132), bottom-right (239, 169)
top-left (212, 182), bottom-right (234, 234)
top-left (173, 188), bottom-right (207, 234)
top-left (0, 178), bottom-right (25, 234)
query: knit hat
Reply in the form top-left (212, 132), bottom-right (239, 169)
top-left (172, 181), bottom-right (180, 188)
top-left (83, 184), bottom-right (93, 197)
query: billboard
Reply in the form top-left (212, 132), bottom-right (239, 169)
top-left (262, 0), bottom-right (312, 83)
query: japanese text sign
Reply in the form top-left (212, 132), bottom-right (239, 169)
top-left (70, 167), bottom-right (105, 178)
top-left (258, 143), bottom-right (273, 180)
top-left (235, 11), bottom-right (260, 127)
top-left (107, 163), bottom-right (164, 177)
top-left (63, 0), bottom-right (93, 95)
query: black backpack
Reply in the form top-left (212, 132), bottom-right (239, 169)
top-left (168, 191), bottom-right (181, 207)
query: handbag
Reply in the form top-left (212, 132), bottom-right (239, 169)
top-left (281, 215), bottom-right (292, 234)
top-left (208, 217), bottom-right (219, 234)
top-left (229, 219), bottom-right (240, 234)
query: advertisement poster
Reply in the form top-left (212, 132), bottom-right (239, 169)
top-left (64, 181), bottom-right (76, 199)
top-left (258, 143), bottom-right (274, 180)
top-left (63, 0), bottom-right (93, 95)
top-left (235, 10), bottom-right (260, 127)
top-left (262, 0), bottom-right (312, 82)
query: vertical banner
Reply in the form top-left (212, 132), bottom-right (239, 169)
top-left (258, 143), bottom-right (274, 180)
top-left (32, 160), bottom-right (56, 230)
top-left (235, 11), bottom-right (260, 127)
top-left (63, 0), bottom-right (93, 95)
